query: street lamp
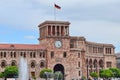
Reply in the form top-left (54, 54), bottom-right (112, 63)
top-left (57, 71), bottom-right (61, 80)
top-left (44, 72), bottom-right (53, 80)
top-left (87, 64), bottom-right (89, 79)
top-left (95, 65), bottom-right (97, 73)
top-left (44, 72), bottom-right (49, 80)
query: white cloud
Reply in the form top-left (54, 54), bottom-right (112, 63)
top-left (70, 20), bottom-right (120, 46)
top-left (24, 36), bottom-right (36, 40)
top-left (0, 0), bottom-right (120, 52)
top-left (34, 0), bottom-right (120, 7)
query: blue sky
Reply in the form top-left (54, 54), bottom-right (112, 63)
top-left (0, 0), bottom-right (120, 53)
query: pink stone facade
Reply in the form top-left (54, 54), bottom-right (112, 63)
top-left (0, 20), bottom-right (116, 80)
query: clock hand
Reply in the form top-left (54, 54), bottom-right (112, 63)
top-left (58, 44), bottom-right (60, 46)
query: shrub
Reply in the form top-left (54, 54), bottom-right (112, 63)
top-left (54, 71), bottom-right (63, 80)
top-left (0, 72), bottom-right (4, 78)
top-left (39, 68), bottom-right (53, 78)
top-left (4, 66), bottom-right (18, 78)
top-left (90, 72), bottom-right (98, 78)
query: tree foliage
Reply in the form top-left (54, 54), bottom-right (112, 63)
top-left (90, 72), bottom-right (98, 78)
top-left (54, 71), bottom-right (63, 80)
top-left (0, 72), bottom-right (4, 78)
top-left (99, 69), bottom-right (113, 78)
top-left (39, 68), bottom-right (53, 78)
top-left (109, 68), bottom-right (120, 78)
top-left (4, 66), bottom-right (18, 78)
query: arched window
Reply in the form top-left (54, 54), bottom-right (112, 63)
top-left (1, 61), bottom-right (6, 68)
top-left (31, 62), bottom-right (35, 68)
top-left (40, 61), bottom-right (45, 68)
top-left (11, 62), bottom-right (16, 66)
top-left (99, 59), bottom-right (104, 68)
top-left (93, 59), bottom-right (97, 68)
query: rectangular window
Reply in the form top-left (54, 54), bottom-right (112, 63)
top-left (63, 52), bottom-right (67, 58)
top-left (106, 62), bottom-right (112, 68)
top-left (30, 52), bottom-right (32, 58)
top-left (43, 52), bottom-right (45, 58)
top-left (106, 48), bottom-right (112, 54)
top-left (70, 40), bottom-right (75, 48)
top-left (79, 71), bottom-right (81, 76)
top-left (40, 52), bottom-right (42, 58)
top-left (33, 52), bottom-right (36, 58)
top-left (78, 62), bottom-right (80, 67)
top-left (14, 52), bottom-right (16, 58)
top-left (4, 52), bottom-right (6, 58)
top-left (78, 53), bottom-right (80, 58)
top-left (51, 51), bottom-right (54, 58)
top-left (20, 52), bottom-right (23, 57)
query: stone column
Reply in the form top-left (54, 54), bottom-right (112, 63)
top-left (68, 27), bottom-right (69, 36)
top-left (64, 26), bottom-right (66, 36)
top-left (67, 27), bottom-right (69, 36)
top-left (47, 26), bottom-right (48, 36)
top-left (55, 26), bottom-right (57, 36)
top-left (51, 25), bottom-right (52, 36)
top-left (59, 26), bottom-right (61, 36)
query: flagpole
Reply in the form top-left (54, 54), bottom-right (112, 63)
top-left (54, 3), bottom-right (61, 21)
top-left (54, 4), bottom-right (56, 21)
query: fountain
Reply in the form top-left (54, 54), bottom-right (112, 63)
top-left (19, 57), bottom-right (29, 80)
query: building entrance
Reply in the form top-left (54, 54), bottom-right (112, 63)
top-left (54, 64), bottom-right (64, 80)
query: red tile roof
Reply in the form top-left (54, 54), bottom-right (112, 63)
top-left (0, 44), bottom-right (46, 50)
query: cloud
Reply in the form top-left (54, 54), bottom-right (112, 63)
top-left (0, 0), bottom-right (120, 52)
top-left (70, 20), bottom-right (120, 44)
top-left (24, 36), bottom-right (36, 40)
top-left (34, 0), bottom-right (120, 8)
top-left (24, 36), bottom-right (36, 39)
top-left (0, 0), bottom-right (120, 30)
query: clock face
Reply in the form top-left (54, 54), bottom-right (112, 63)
top-left (55, 40), bottom-right (62, 48)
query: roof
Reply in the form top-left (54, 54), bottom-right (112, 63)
top-left (0, 44), bottom-right (46, 50)
top-left (86, 41), bottom-right (115, 48)
top-left (116, 53), bottom-right (120, 57)
top-left (38, 20), bottom-right (70, 27)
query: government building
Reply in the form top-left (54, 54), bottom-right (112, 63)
top-left (0, 20), bottom-right (116, 80)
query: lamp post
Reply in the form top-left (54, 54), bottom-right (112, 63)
top-left (44, 72), bottom-right (49, 80)
top-left (57, 71), bottom-right (61, 80)
top-left (95, 65), bottom-right (97, 73)
top-left (95, 65), bottom-right (98, 80)
top-left (87, 64), bottom-right (89, 80)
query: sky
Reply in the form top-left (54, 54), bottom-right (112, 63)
top-left (0, 0), bottom-right (120, 53)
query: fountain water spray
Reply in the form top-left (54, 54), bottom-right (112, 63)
top-left (19, 57), bottom-right (29, 80)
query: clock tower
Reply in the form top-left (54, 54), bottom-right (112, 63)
top-left (38, 20), bottom-right (71, 79)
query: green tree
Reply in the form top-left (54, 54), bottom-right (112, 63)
top-left (0, 72), bottom-right (4, 78)
top-left (81, 76), bottom-right (87, 80)
top-left (109, 68), bottom-right (120, 78)
top-left (4, 66), bottom-right (18, 78)
top-left (54, 71), bottom-right (63, 80)
top-left (99, 69), bottom-right (113, 78)
top-left (39, 68), bottom-right (53, 78)
top-left (90, 72), bottom-right (98, 78)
